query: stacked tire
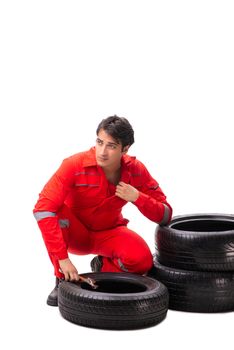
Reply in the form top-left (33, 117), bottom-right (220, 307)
top-left (149, 214), bottom-right (234, 313)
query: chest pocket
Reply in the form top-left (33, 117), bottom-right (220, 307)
top-left (72, 171), bottom-right (104, 208)
top-left (130, 173), bottom-right (159, 192)
top-left (129, 173), bottom-right (143, 189)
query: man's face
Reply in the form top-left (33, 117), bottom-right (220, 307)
top-left (95, 129), bottom-right (129, 171)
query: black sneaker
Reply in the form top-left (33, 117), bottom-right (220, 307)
top-left (47, 277), bottom-right (61, 306)
top-left (90, 255), bottom-right (103, 272)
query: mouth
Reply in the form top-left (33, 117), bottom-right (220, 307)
top-left (98, 156), bottom-right (108, 162)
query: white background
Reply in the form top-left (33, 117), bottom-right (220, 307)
top-left (1, 1), bottom-right (233, 349)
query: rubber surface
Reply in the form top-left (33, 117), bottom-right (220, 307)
top-left (58, 272), bottom-right (169, 329)
top-left (155, 214), bottom-right (234, 271)
top-left (149, 258), bottom-right (234, 313)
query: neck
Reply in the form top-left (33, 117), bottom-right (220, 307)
top-left (103, 161), bottom-right (121, 176)
top-left (102, 164), bottom-right (121, 185)
top-left (104, 166), bottom-right (120, 176)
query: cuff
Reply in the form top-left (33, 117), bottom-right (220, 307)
top-left (133, 191), bottom-right (149, 207)
top-left (51, 249), bottom-right (69, 261)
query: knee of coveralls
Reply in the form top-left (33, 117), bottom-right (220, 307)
top-left (119, 248), bottom-right (153, 274)
top-left (101, 252), bottom-right (153, 275)
top-left (95, 227), bottom-right (154, 275)
top-left (115, 230), bottom-right (153, 274)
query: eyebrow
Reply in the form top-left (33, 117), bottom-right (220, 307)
top-left (96, 137), bottom-right (119, 146)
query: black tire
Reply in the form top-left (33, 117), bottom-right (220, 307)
top-left (58, 272), bottom-right (169, 330)
top-left (155, 213), bottom-right (234, 271)
top-left (149, 258), bottom-right (234, 313)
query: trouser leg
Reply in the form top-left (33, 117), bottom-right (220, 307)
top-left (92, 226), bottom-right (153, 274)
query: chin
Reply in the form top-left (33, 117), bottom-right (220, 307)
top-left (97, 160), bottom-right (107, 167)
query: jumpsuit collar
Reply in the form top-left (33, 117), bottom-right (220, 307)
top-left (82, 147), bottom-right (98, 167)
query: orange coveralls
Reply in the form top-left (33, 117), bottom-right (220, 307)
top-left (33, 147), bottom-right (172, 278)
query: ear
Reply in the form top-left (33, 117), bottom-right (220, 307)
top-left (122, 145), bottom-right (130, 154)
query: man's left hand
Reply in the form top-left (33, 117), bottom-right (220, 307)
top-left (115, 181), bottom-right (139, 202)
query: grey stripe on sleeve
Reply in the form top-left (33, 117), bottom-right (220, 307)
top-left (159, 204), bottom-right (170, 226)
top-left (59, 219), bottom-right (70, 228)
top-left (33, 211), bottom-right (56, 222)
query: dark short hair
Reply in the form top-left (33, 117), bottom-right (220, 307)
top-left (96, 115), bottom-right (135, 148)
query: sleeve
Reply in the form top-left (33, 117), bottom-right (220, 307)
top-left (33, 157), bottom-right (75, 260)
top-left (132, 161), bottom-right (173, 225)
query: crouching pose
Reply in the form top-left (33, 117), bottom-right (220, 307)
top-left (33, 115), bottom-right (172, 306)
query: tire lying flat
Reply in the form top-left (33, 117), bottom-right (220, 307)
top-left (58, 272), bottom-right (169, 330)
top-left (149, 259), bottom-right (234, 313)
top-left (155, 214), bottom-right (234, 271)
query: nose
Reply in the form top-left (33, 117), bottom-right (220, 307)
top-left (99, 144), bottom-right (108, 156)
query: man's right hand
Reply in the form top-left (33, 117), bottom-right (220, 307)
top-left (58, 258), bottom-right (79, 281)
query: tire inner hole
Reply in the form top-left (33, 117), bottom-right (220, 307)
top-left (81, 280), bottom-right (147, 293)
top-left (171, 219), bottom-right (234, 232)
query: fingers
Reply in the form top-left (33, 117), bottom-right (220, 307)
top-left (70, 270), bottom-right (80, 282)
top-left (115, 182), bottom-right (139, 202)
top-left (60, 268), bottom-right (79, 281)
top-left (115, 182), bottom-right (127, 197)
top-left (58, 258), bottom-right (79, 282)
top-left (63, 271), bottom-right (79, 282)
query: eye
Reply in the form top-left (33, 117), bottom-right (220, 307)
top-left (96, 138), bottom-right (103, 145)
top-left (107, 144), bottom-right (117, 150)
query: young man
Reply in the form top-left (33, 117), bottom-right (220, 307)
top-left (33, 116), bottom-right (172, 306)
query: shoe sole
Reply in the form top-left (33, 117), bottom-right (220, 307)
top-left (47, 297), bottom-right (58, 307)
